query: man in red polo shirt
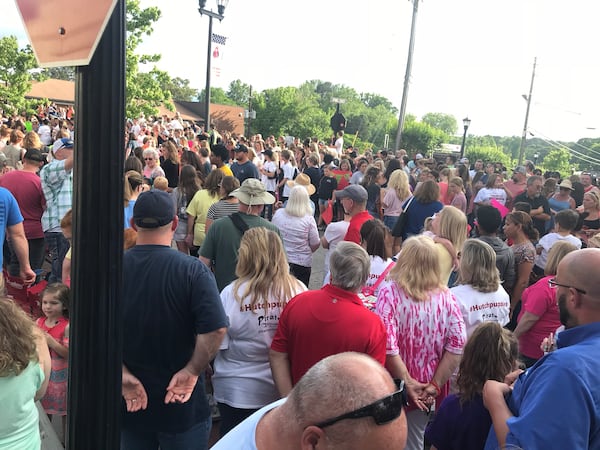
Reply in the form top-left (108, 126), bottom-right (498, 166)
top-left (334, 184), bottom-right (372, 244)
top-left (269, 242), bottom-right (386, 396)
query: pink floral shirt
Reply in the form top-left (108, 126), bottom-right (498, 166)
top-left (376, 282), bottom-right (466, 388)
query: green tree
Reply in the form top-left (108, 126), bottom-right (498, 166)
top-left (125, 0), bottom-right (173, 118)
top-left (198, 87), bottom-right (236, 106)
top-left (400, 121), bottom-right (445, 153)
top-left (38, 66), bottom-right (75, 81)
top-left (227, 79), bottom-right (252, 106)
top-left (360, 93), bottom-right (396, 113)
top-left (421, 112), bottom-right (457, 136)
top-left (541, 148), bottom-right (571, 177)
top-left (0, 36), bottom-right (38, 114)
top-left (465, 146), bottom-right (512, 168)
top-left (162, 77), bottom-right (198, 102)
top-left (252, 87), bottom-right (329, 138)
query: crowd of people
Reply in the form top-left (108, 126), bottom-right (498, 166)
top-left (0, 110), bottom-right (599, 449)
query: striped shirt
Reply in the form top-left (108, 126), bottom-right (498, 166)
top-left (40, 159), bottom-right (72, 232)
top-left (207, 200), bottom-right (239, 221)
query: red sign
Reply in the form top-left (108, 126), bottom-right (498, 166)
top-left (15, 0), bottom-right (118, 67)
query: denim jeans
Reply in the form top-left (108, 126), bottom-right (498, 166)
top-left (44, 231), bottom-right (70, 283)
top-left (7, 237), bottom-right (47, 277)
top-left (383, 215), bottom-right (399, 232)
top-left (120, 417), bottom-right (212, 450)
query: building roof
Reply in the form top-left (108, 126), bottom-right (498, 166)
top-left (25, 79), bottom-right (245, 135)
top-left (26, 79), bottom-right (75, 104)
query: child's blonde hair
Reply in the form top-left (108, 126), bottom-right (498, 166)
top-left (587, 234), bottom-right (600, 249)
top-left (153, 176), bottom-right (168, 192)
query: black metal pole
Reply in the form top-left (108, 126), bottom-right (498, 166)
top-left (205, 15), bottom-right (213, 130)
top-left (68, 0), bottom-right (125, 448)
top-left (460, 125), bottom-right (468, 159)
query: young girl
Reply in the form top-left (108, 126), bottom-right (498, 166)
top-left (36, 283), bottom-right (70, 436)
top-left (425, 322), bottom-right (520, 450)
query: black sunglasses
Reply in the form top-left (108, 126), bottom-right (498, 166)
top-left (315, 379), bottom-right (406, 428)
top-left (548, 277), bottom-right (587, 294)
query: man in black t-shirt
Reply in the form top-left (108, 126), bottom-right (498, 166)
top-left (121, 190), bottom-right (228, 449)
top-left (514, 175), bottom-right (551, 237)
top-left (230, 144), bottom-right (259, 184)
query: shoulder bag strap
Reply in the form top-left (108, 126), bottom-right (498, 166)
top-left (363, 261), bottom-right (396, 295)
top-left (229, 212), bottom-right (250, 235)
top-left (402, 195), bottom-right (415, 213)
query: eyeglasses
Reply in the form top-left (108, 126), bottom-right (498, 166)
top-left (314, 379), bottom-right (406, 428)
top-left (548, 277), bottom-right (587, 294)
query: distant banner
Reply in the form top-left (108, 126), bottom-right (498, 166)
top-left (211, 33), bottom-right (227, 78)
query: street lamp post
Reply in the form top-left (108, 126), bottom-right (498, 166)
top-left (198, 0), bottom-right (228, 131)
top-left (459, 117), bottom-right (471, 159)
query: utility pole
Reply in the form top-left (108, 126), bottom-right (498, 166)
top-left (395, 0), bottom-right (420, 151)
top-left (518, 57), bottom-right (537, 165)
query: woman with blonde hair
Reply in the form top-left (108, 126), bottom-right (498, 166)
top-left (185, 169), bottom-right (223, 249)
top-left (576, 190), bottom-right (600, 245)
top-left (514, 240), bottom-right (578, 367)
top-left (0, 299), bottom-right (51, 449)
top-left (272, 185), bottom-right (320, 286)
top-left (451, 239), bottom-right (510, 337)
top-left (124, 170), bottom-right (145, 229)
top-left (376, 235), bottom-right (466, 450)
top-left (430, 205), bottom-right (468, 285)
top-left (212, 228), bottom-right (305, 437)
top-left (23, 131), bottom-right (42, 150)
top-left (382, 169), bottom-right (412, 231)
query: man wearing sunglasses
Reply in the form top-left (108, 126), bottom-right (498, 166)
top-left (483, 248), bottom-right (600, 449)
top-left (212, 352), bottom-right (407, 450)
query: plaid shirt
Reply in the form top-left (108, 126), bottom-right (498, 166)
top-left (41, 159), bottom-right (73, 232)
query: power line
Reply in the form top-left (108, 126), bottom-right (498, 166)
top-left (529, 128), bottom-right (600, 165)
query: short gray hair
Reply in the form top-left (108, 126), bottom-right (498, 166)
top-left (329, 242), bottom-right (370, 292)
top-left (142, 148), bottom-right (159, 160)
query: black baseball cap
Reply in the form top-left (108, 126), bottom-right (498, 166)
top-left (133, 191), bottom-right (175, 228)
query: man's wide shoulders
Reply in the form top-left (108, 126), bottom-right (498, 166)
top-left (127, 245), bottom-right (204, 268)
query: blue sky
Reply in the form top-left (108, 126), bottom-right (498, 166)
top-left (6, 0), bottom-right (600, 141)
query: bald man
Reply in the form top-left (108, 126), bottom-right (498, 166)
top-left (212, 352), bottom-right (407, 450)
top-left (483, 248), bottom-right (600, 449)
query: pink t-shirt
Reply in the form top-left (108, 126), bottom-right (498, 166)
top-left (376, 282), bottom-right (466, 402)
top-left (517, 275), bottom-right (561, 359)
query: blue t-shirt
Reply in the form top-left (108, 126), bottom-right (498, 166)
top-left (211, 398), bottom-right (285, 450)
top-left (425, 393), bottom-right (492, 450)
top-left (231, 160), bottom-right (260, 184)
top-left (124, 199), bottom-right (135, 229)
top-left (122, 245), bottom-right (229, 433)
top-left (0, 187), bottom-right (24, 267)
top-left (401, 198), bottom-right (443, 239)
top-left (485, 322), bottom-right (600, 449)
